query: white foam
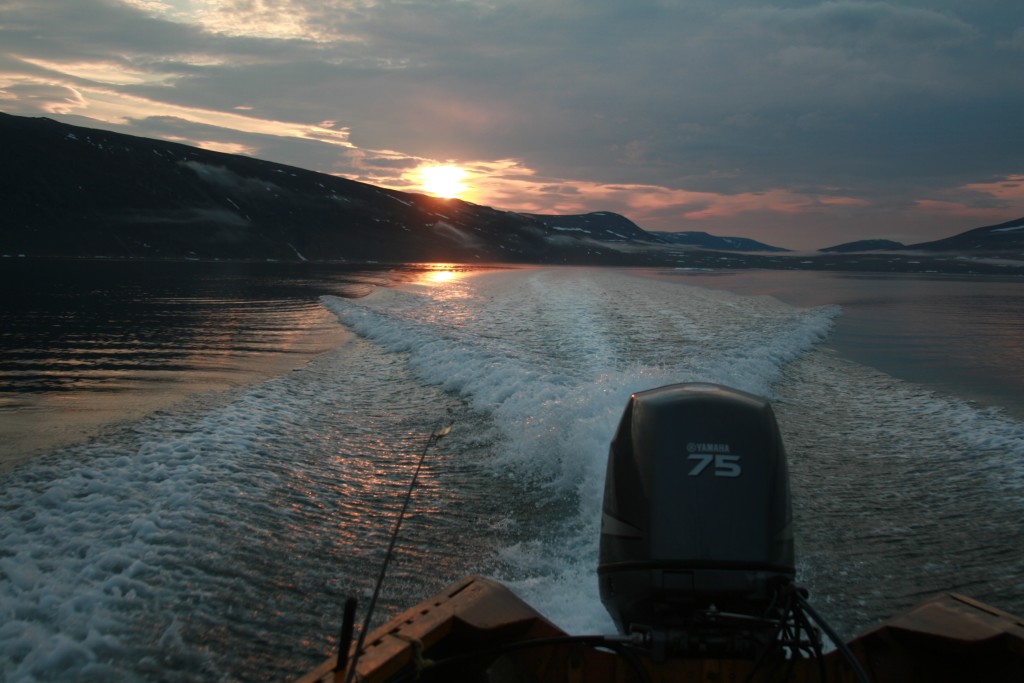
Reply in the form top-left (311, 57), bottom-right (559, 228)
top-left (324, 268), bottom-right (1024, 636)
top-left (0, 332), bottom-right (466, 681)
top-left (7, 266), bottom-right (1018, 678)
top-left (321, 268), bottom-right (840, 631)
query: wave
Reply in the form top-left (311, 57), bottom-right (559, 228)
top-left (777, 347), bottom-right (1024, 637)
top-left (6, 266), bottom-right (1017, 680)
top-left (321, 267), bottom-right (840, 632)
top-left (0, 334), bottom-right (464, 682)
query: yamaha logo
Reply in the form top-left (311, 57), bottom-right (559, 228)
top-left (686, 442), bottom-right (731, 453)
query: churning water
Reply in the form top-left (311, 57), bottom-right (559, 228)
top-left (1, 266), bottom-right (1022, 682)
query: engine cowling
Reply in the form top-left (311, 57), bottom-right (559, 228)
top-left (598, 383), bottom-right (795, 642)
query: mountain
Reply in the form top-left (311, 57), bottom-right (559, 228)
top-left (0, 112), bottom-right (663, 265)
top-left (524, 212), bottom-right (661, 243)
top-left (2, 112), bottom-right (1022, 275)
top-left (819, 239), bottom-right (906, 253)
top-left (649, 231), bottom-right (788, 252)
top-left (905, 216), bottom-right (1024, 252)
top-left (504, 213), bottom-right (790, 253)
top-left (821, 218), bottom-right (1024, 254)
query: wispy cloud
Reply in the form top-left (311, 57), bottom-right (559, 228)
top-left (1, 0), bottom-right (1021, 248)
top-left (2, 55), bottom-right (354, 148)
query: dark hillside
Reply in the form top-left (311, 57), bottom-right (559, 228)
top-left (0, 113), bottom-right (658, 264)
top-left (906, 216), bottom-right (1024, 253)
top-left (651, 230), bottom-right (788, 252)
top-left (820, 239), bottom-right (906, 253)
top-left (525, 212), bottom-right (663, 243)
top-left (2, 112), bottom-right (1022, 275)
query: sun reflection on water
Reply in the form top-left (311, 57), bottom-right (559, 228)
top-left (416, 264), bottom-right (465, 286)
top-left (426, 270), bottom-right (457, 284)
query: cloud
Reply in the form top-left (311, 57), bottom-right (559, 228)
top-left (188, 139), bottom-right (257, 155)
top-left (431, 220), bottom-right (482, 248)
top-left (1000, 26), bottom-right (1024, 51)
top-left (0, 0), bottom-right (1021, 249)
top-left (18, 57), bottom-right (177, 87)
top-left (916, 175), bottom-right (1024, 216)
top-left (179, 160), bottom-right (284, 194)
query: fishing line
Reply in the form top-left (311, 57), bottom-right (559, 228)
top-left (342, 422), bottom-right (452, 683)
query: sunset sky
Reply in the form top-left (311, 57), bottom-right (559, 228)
top-left (1, 0), bottom-right (1022, 249)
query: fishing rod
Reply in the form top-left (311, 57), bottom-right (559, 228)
top-left (340, 422), bottom-right (452, 683)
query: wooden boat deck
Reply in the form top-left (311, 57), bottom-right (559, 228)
top-left (298, 575), bottom-right (1024, 683)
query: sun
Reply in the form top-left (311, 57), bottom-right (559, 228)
top-left (418, 165), bottom-right (468, 199)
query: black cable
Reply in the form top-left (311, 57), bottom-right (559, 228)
top-left (791, 600), bottom-right (827, 683)
top-left (742, 591), bottom-right (795, 683)
top-left (353, 596), bottom-right (866, 683)
top-left (795, 592), bottom-right (872, 683)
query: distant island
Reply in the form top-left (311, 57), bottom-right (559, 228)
top-left (2, 112), bottom-right (1022, 276)
top-left (820, 239), bottom-right (907, 253)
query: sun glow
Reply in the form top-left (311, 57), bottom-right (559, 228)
top-left (426, 270), bottom-right (457, 283)
top-left (418, 165), bottom-right (468, 199)
top-left (417, 264), bottom-right (465, 286)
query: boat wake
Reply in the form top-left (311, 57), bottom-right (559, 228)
top-left (321, 268), bottom-right (839, 633)
top-left (4, 266), bottom-right (1021, 682)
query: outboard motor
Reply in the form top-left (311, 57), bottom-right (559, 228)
top-left (598, 383), bottom-right (795, 656)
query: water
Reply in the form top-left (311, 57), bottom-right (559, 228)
top-left (1, 264), bottom-right (1022, 682)
top-left (0, 260), bottom-right (386, 468)
top-left (661, 269), bottom-right (1024, 418)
